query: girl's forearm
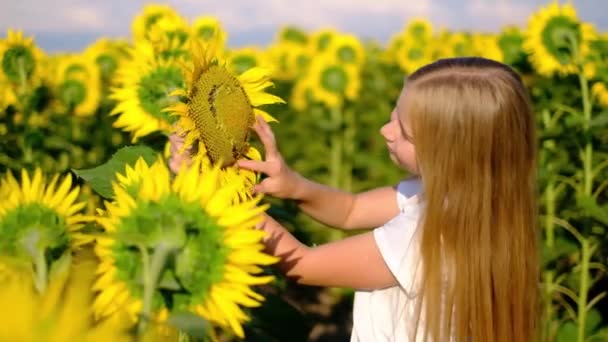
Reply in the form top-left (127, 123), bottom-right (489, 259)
top-left (260, 214), bottom-right (310, 282)
top-left (291, 174), bottom-right (356, 229)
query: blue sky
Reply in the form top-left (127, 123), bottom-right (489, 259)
top-left (1, 0), bottom-right (607, 52)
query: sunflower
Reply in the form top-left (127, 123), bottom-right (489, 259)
top-left (471, 33), bottom-right (503, 63)
top-left (309, 29), bottom-right (338, 54)
top-left (148, 16), bottom-right (191, 61)
top-left (132, 4), bottom-right (185, 44)
top-left (591, 82), bottom-right (608, 107)
top-left (0, 29), bottom-right (44, 87)
top-left (0, 168), bottom-right (91, 293)
top-left (93, 157), bottom-right (277, 338)
top-left (277, 26), bottom-right (308, 46)
top-left (85, 38), bottom-right (130, 88)
top-left (326, 34), bottom-right (365, 66)
top-left (306, 55), bottom-right (361, 108)
top-left (584, 36), bottom-right (608, 79)
top-left (0, 252), bottom-right (131, 342)
top-left (395, 37), bottom-right (435, 74)
top-left (0, 71), bottom-right (17, 110)
top-left (442, 32), bottom-right (473, 58)
top-left (498, 26), bottom-right (527, 66)
top-left (110, 41), bottom-right (185, 142)
top-left (267, 42), bottom-right (310, 81)
top-left (227, 46), bottom-right (271, 75)
top-left (192, 16), bottom-right (227, 52)
top-left (404, 18), bottom-right (433, 43)
top-left (54, 54), bottom-right (101, 116)
top-left (523, 2), bottom-right (596, 76)
top-left (383, 33), bottom-right (405, 64)
top-left (166, 38), bottom-right (284, 197)
top-left (290, 78), bottom-right (314, 111)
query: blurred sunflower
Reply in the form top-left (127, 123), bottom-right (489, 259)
top-left (277, 26), bottom-right (309, 46)
top-left (55, 54), bottom-right (101, 116)
top-left (290, 78), bottom-right (314, 111)
top-left (110, 41), bottom-right (185, 142)
top-left (85, 38), bottom-right (130, 88)
top-left (227, 46), bottom-right (271, 75)
top-left (192, 16), bottom-right (228, 52)
top-left (583, 36), bottom-right (608, 79)
top-left (93, 158), bottom-right (277, 338)
top-left (306, 55), bottom-right (361, 108)
top-left (471, 34), bottom-right (503, 63)
top-left (326, 34), bottom-right (365, 66)
top-left (166, 38), bottom-right (284, 198)
top-left (0, 71), bottom-right (18, 110)
top-left (0, 168), bottom-right (91, 293)
top-left (445, 32), bottom-right (472, 58)
top-left (523, 2), bottom-right (595, 76)
top-left (310, 29), bottom-right (339, 54)
top-left (591, 82), bottom-right (608, 107)
top-left (149, 16), bottom-right (191, 60)
top-left (396, 38), bottom-right (434, 74)
top-left (132, 4), bottom-right (185, 44)
top-left (383, 33), bottom-right (405, 64)
top-left (267, 42), bottom-right (310, 81)
top-left (404, 18), bottom-right (433, 43)
top-left (498, 26), bottom-right (527, 66)
top-left (0, 253), bottom-right (131, 342)
top-left (0, 29), bottom-right (44, 87)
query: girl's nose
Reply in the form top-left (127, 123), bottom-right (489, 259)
top-left (380, 121), bottom-right (393, 140)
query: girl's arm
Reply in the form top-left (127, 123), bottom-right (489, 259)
top-left (290, 177), bottom-right (401, 229)
top-left (238, 117), bottom-right (401, 230)
top-left (260, 214), bottom-right (397, 290)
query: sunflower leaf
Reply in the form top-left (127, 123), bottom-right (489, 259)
top-left (556, 321), bottom-right (577, 342)
top-left (72, 145), bottom-right (158, 199)
top-left (166, 311), bottom-right (209, 338)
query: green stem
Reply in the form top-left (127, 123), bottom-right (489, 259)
top-left (33, 249), bottom-right (47, 294)
top-left (577, 239), bottom-right (591, 342)
top-left (139, 243), bottom-right (171, 334)
top-left (566, 30), bottom-right (594, 197)
top-left (24, 145), bottom-right (33, 164)
top-left (329, 106), bottom-right (343, 189)
top-left (545, 179), bottom-right (556, 248)
top-left (577, 71), bottom-right (593, 197)
top-left (543, 271), bottom-right (555, 342)
top-left (328, 105), bottom-right (345, 241)
top-left (18, 57), bottom-right (28, 97)
top-left (343, 108), bottom-right (355, 192)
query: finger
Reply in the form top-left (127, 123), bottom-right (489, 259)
top-left (170, 141), bottom-right (180, 155)
top-left (253, 116), bottom-right (279, 158)
top-left (169, 133), bottom-right (184, 142)
top-left (257, 115), bottom-right (277, 145)
top-left (169, 157), bottom-right (181, 174)
top-left (237, 159), bottom-right (271, 174)
top-left (252, 178), bottom-right (272, 195)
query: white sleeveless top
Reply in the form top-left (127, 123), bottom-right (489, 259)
top-left (351, 178), bottom-right (424, 342)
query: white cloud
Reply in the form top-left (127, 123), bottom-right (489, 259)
top-left (466, 0), bottom-right (535, 30)
top-left (1, 0), bottom-right (604, 52)
top-left (174, 0), bottom-right (435, 31)
top-left (0, 0), bottom-right (114, 32)
top-left (64, 4), bottom-right (107, 30)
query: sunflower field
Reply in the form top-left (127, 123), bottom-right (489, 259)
top-left (0, 1), bottom-right (607, 341)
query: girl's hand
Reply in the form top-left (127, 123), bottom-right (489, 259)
top-left (168, 131), bottom-right (192, 174)
top-left (237, 116), bottom-right (302, 199)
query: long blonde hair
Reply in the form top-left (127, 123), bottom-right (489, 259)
top-left (403, 57), bottom-right (539, 341)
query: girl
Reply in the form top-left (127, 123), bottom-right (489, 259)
top-left (172, 57), bottom-right (540, 341)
